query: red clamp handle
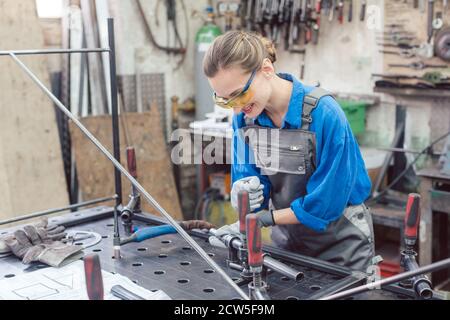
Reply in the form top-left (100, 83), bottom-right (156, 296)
top-left (338, 2), bottom-right (344, 24)
top-left (84, 253), bottom-right (104, 300)
top-left (315, 0), bottom-right (321, 13)
top-left (404, 193), bottom-right (421, 246)
top-left (246, 214), bottom-right (263, 268)
top-left (238, 190), bottom-right (250, 236)
top-left (126, 147), bottom-right (137, 179)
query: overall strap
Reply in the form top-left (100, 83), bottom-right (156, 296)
top-left (301, 87), bottom-right (333, 130)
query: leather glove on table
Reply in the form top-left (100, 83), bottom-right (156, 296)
top-left (2, 218), bottom-right (84, 267)
top-left (230, 176), bottom-right (265, 212)
top-left (0, 218), bottom-right (66, 254)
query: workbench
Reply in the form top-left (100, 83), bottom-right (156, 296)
top-left (417, 167), bottom-right (450, 283)
top-left (0, 206), bottom-right (428, 300)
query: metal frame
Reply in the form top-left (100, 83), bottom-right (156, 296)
top-left (0, 18), bottom-right (249, 300)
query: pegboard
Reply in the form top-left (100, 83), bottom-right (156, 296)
top-left (382, 0), bottom-right (450, 83)
top-left (117, 73), bottom-right (167, 139)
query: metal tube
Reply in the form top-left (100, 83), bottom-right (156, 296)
top-left (7, 52), bottom-right (249, 301)
top-left (107, 19), bottom-right (122, 260)
top-left (402, 253), bottom-right (433, 299)
top-left (320, 257), bottom-right (450, 300)
top-left (0, 196), bottom-right (116, 226)
top-left (210, 229), bottom-right (304, 282)
top-left (108, 19), bottom-right (122, 207)
top-left (0, 48), bottom-right (109, 56)
top-left (264, 255), bottom-right (304, 281)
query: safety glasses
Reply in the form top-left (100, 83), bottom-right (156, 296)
top-left (213, 69), bottom-right (256, 109)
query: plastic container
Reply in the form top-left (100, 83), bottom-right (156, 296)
top-left (337, 100), bottom-right (367, 135)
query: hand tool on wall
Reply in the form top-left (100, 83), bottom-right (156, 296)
top-left (380, 42), bottom-right (434, 59)
top-left (329, 0), bottom-right (336, 21)
top-left (244, 0), bottom-right (256, 31)
top-left (136, 0), bottom-right (187, 69)
top-left (399, 194), bottom-right (433, 299)
top-left (338, 0), bottom-right (344, 24)
top-left (84, 253), bottom-right (104, 300)
top-left (246, 214), bottom-right (270, 300)
top-left (283, 0), bottom-right (293, 50)
top-left (434, 27), bottom-right (450, 62)
top-left (388, 61), bottom-right (448, 70)
top-left (348, 0), bottom-right (353, 22)
top-left (372, 71), bottom-right (449, 83)
top-left (360, 0), bottom-right (366, 21)
top-left (427, 0), bottom-right (435, 42)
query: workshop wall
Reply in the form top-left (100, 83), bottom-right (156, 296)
top-left (109, 0), bottom-right (206, 139)
top-left (378, 0), bottom-right (450, 156)
top-left (0, 0), bottom-right (69, 220)
top-left (275, 0), bottom-right (396, 147)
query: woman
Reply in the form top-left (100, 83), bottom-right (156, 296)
top-left (204, 31), bottom-right (375, 272)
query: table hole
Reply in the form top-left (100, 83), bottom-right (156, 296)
top-left (203, 269), bottom-right (215, 274)
top-left (180, 261), bottom-right (191, 266)
top-left (137, 247), bottom-right (147, 252)
top-left (203, 288), bottom-right (215, 293)
top-left (132, 262), bottom-right (143, 267)
top-left (4, 274), bottom-right (15, 278)
top-left (177, 279), bottom-right (189, 284)
top-left (158, 254), bottom-right (168, 258)
top-left (286, 296), bottom-right (300, 300)
top-left (154, 270), bottom-right (165, 275)
top-left (310, 285), bottom-right (322, 291)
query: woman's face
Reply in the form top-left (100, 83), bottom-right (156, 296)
top-left (207, 63), bottom-right (272, 119)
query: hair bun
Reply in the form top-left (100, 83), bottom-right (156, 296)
top-left (259, 36), bottom-right (277, 63)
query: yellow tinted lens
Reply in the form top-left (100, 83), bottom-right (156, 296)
top-left (229, 90), bottom-right (253, 108)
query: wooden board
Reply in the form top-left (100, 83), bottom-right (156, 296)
top-left (69, 106), bottom-right (183, 220)
top-left (0, 0), bottom-right (69, 219)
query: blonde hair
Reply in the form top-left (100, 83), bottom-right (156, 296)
top-left (203, 30), bottom-right (277, 78)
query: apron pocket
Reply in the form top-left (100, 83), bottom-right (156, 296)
top-left (253, 145), bottom-right (307, 175)
top-left (343, 204), bottom-right (373, 242)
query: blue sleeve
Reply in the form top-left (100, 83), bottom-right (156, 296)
top-left (231, 114), bottom-right (271, 212)
top-left (290, 98), bottom-right (360, 232)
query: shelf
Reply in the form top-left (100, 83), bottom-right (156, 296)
top-left (374, 87), bottom-right (450, 99)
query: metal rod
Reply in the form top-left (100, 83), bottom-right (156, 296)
top-left (108, 18), bottom-right (122, 207)
top-left (7, 52), bottom-right (250, 301)
top-left (0, 196), bottom-right (117, 226)
top-left (0, 48), bottom-right (110, 56)
top-left (320, 257), bottom-right (450, 300)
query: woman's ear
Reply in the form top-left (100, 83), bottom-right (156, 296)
top-left (261, 58), bottom-right (275, 75)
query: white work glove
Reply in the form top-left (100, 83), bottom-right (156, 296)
top-left (208, 221), bottom-right (240, 249)
top-left (231, 176), bottom-right (264, 212)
